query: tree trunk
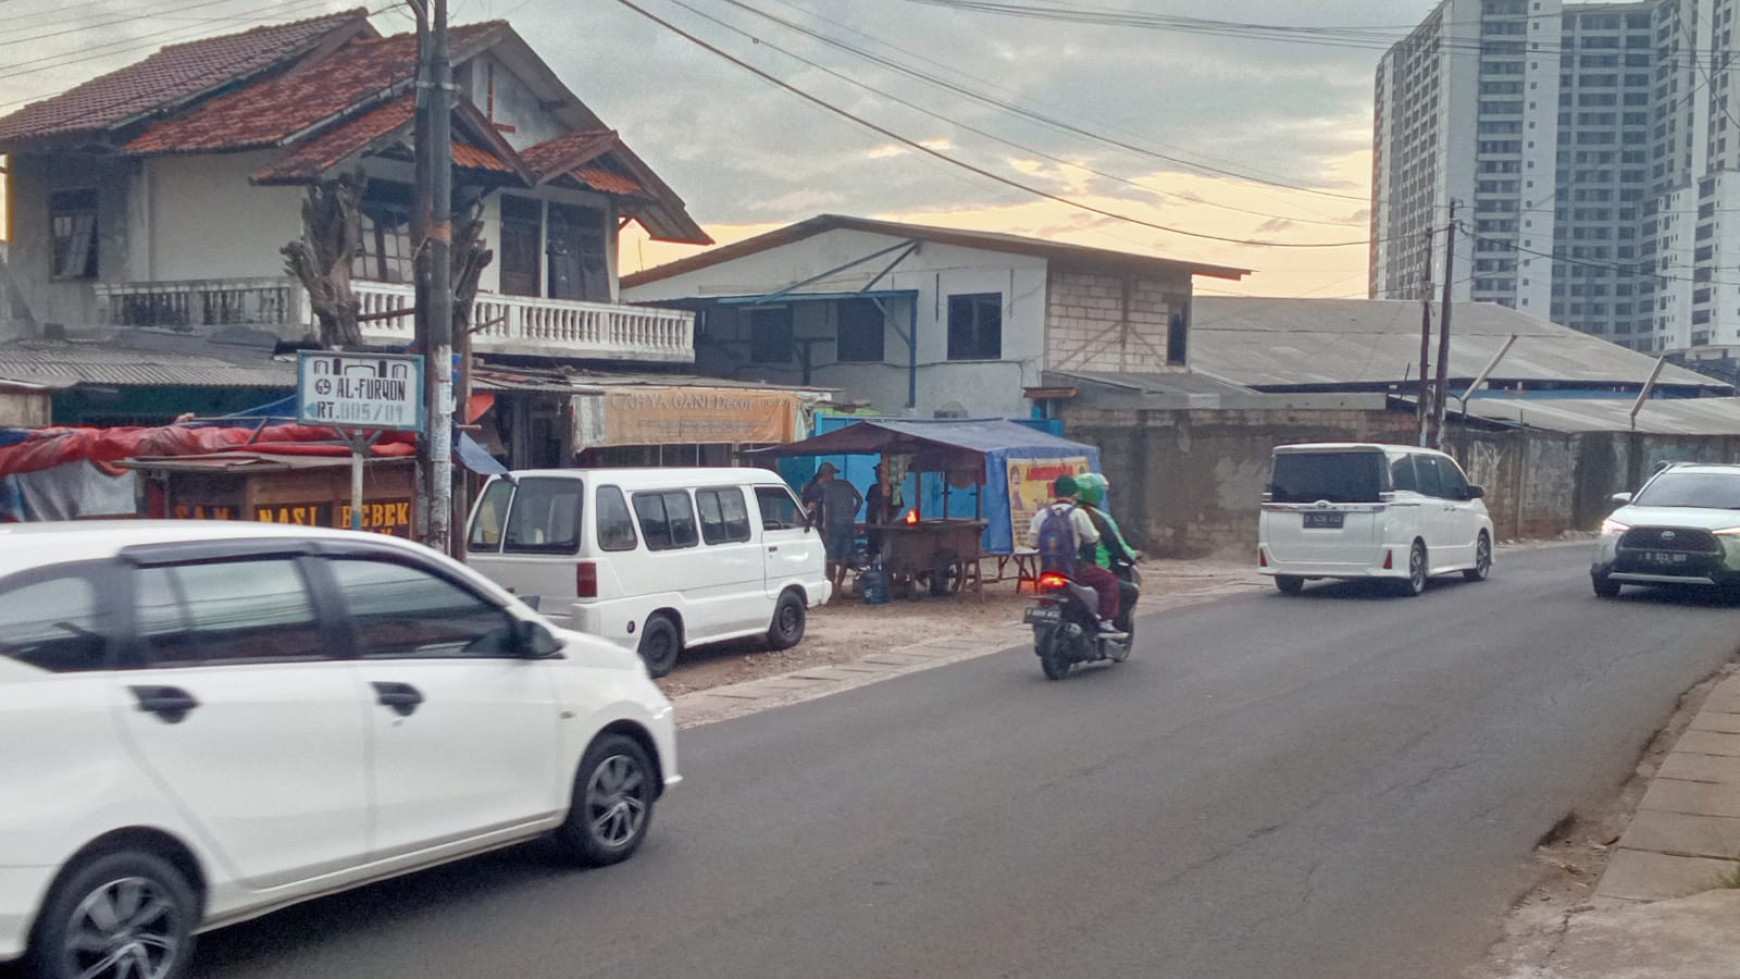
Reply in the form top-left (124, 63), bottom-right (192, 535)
top-left (282, 173), bottom-right (364, 349)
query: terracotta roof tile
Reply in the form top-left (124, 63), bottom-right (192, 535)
top-left (571, 166), bottom-right (644, 197)
top-left (251, 98), bottom-right (415, 183)
top-left (0, 9), bottom-right (370, 148)
top-left (125, 22), bottom-right (504, 156)
top-left (521, 129), bottom-right (616, 180)
top-left (452, 141), bottom-right (514, 174)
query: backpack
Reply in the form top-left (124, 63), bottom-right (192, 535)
top-left (1036, 503), bottom-right (1079, 574)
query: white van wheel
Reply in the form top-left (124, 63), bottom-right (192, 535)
top-left (637, 615), bottom-right (681, 678)
top-left (766, 591), bottom-right (807, 650)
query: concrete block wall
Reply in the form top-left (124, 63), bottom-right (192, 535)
top-left (1065, 405), bottom-right (1740, 558)
top-left (1044, 269), bottom-right (1185, 373)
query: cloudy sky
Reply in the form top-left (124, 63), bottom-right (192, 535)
top-left (0, 0), bottom-right (1632, 295)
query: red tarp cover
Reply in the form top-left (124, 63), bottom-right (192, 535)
top-left (0, 423), bottom-right (415, 478)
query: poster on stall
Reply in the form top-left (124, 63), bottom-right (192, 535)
top-left (1005, 456), bottom-right (1091, 547)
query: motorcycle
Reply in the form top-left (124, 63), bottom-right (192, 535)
top-left (1024, 560), bottom-right (1142, 680)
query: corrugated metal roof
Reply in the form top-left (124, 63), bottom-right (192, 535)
top-left (0, 344), bottom-right (295, 390)
top-left (1466, 396), bottom-right (1740, 435)
top-left (1191, 297), bottom-right (1725, 392)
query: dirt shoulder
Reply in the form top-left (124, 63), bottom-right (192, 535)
top-left (654, 558), bottom-right (1266, 698)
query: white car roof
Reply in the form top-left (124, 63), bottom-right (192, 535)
top-left (0, 521), bottom-right (431, 576)
top-left (488, 467), bottom-right (790, 489)
top-left (1273, 442), bottom-right (1445, 456)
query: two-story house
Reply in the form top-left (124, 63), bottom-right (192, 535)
top-left (621, 214), bottom-right (1248, 419)
top-left (0, 8), bottom-right (709, 380)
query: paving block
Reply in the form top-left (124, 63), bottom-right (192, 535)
top-left (1597, 849), bottom-right (1738, 902)
top-left (1708, 675), bottom-right (1740, 701)
top-left (1641, 779), bottom-right (1740, 820)
top-left (1689, 711), bottom-right (1740, 735)
top-left (1657, 752), bottom-right (1740, 785)
top-left (1620, 810), bottom-right (1740, 860)
top-left (1699, 695), bottom-right (1740, 717)
top-left (1675, 730), bottom-right (1740, 758)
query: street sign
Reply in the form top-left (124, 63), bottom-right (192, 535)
top-left (297, 351), bottom-right (425, 432)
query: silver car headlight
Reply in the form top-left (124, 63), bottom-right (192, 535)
top-left (1600, 518), bottom-right (1630, 537)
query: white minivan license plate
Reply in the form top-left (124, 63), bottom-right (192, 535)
top-left (1303, 512), bottom-right (1345, 529)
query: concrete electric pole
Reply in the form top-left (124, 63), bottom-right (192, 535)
top-left (412, 0), bottom-right (455, 552)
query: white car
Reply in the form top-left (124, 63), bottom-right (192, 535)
top-left (464, 468), bottom-right (832, 678)
top-left (1592, 462), bottom-right (1740, 597)
top-left (1258, 443), bottom-right (1496, 596)
top-left (0, 522), bottom-right (678, 979)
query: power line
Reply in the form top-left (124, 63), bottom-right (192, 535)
top-left (726, 0), bottom-right (1374, 205)
top-left (663, 0), bottom-right (1365, 230)
top-left (607, 0), bottom-right (1380, 251)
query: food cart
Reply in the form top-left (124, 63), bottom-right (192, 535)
top-left (757, 418), bottom-right (1102, 600)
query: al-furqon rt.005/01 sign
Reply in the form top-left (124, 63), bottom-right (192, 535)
top-left (297, 352), bottom-right (426, 431)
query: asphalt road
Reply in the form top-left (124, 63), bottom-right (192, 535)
top-left (174, 544), bottom-right (1738, 979)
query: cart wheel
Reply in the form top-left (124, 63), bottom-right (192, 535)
top-left (930, 550), bottom-right (964, 596)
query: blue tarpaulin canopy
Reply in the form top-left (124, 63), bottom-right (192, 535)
top-left (754, 418), bottom-right (1101, 554)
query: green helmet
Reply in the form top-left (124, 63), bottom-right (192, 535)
top-left (1077, 472), bottom-right (1108, 506)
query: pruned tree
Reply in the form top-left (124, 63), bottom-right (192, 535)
top-left (282, 172), bottom-right (364, 349)
top-left (450, 197), bottom-right (493, 336)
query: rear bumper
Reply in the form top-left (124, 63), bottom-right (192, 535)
top-left (1261, 554), bottom-right (1404, 580)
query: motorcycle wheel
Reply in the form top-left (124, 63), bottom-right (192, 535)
top-left (1036, 628), bottom-right (1071, 681)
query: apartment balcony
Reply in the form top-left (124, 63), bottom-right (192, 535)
top-left (94, 278), bottom-right (694, 364)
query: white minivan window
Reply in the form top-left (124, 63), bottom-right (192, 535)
top-left (633, 491), bottom-right (700, 551)
top-left (504, 478), bottom-right (582, 554)
top-left (1390, 455), bottom-right (1419, 493)
top-left (596, 485), bottom-right (639, 551)
top-left (697, 487), bottom-right (753, 545)
top-left (1270, 451), bottom-right (1389, 503)
top-left (1426, 456), bottom-right (1471, 499)
top-left (756, 485), bottom-right (807, 530)
top-left (469, 479), bottom-right (514, 552)
top-left (1416, 455), bottom-right (1446, 497)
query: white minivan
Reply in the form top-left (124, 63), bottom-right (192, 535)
top-left (1258, 443), bottom-right (1495, 596)
top-left (464, 468), bottom-right (832, 677)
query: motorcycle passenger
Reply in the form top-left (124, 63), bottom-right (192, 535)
top-left (1075, 473), bottom-right (1140, 630)
top-left (1028, 474), bottom-right (1125, 636)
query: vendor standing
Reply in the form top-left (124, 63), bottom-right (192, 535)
top-left (864, 463), bottom-right (902, 558)
top-left (812, 462), bottom-right (863, 600)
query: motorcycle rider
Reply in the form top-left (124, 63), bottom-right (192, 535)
top-left (1075, 473), bottom-right (1140, 630)
top-left (1028, 474), bottom-right (1125, 637)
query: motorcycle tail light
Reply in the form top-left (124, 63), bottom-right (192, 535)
top-left (1039, 572), bottom-right (1069, 591)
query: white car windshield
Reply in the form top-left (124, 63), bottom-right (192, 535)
top-left (1632, 471), bottom-right (1740, 509)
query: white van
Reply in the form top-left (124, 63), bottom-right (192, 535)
top-left (464, 468), bottom-right (831, 677)
top-left (1258, 443), bottom-right (1495, 597)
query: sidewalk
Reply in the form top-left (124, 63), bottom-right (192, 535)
top-left (1493, 669), bottom-right (1740, 978)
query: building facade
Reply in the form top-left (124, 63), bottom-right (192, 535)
top-left (1373, 0), bottom-right (1740, 359)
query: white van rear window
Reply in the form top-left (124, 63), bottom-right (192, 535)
top-left (1271, 452), bottom-right (1389, 504)
top-left (504, 479), bottom-right (583, 554)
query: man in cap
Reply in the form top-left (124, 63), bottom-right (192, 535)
top-left (813, 462), bottom-right (863, 599)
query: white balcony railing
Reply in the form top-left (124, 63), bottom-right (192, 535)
top-left (350, 281), bottom-right (694, 363)
top-left (94, 277), bottom-right (695, 364)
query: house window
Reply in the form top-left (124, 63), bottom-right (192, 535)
top-left (835, 298), bottom-right (886, 363)
top-left (749, 306), bottom-right (793, 364)
top-left (49, 189), bottom-right (98, 280)
top-left (1167, 307), bottom-right (1189, 365)
top-left (947, 293), bottom-right (1002, 360)
top-left (498, 196), bottom-right (541, 297)
top-left (354, 181), bottom-right (415, 284)
top-left (547, 203), bottom-right (609, 302)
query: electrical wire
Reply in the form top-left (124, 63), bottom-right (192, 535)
top-left (605, 0), bottom-right (1383, 250)
top-left (661, 0), bottom-right (1365, 230)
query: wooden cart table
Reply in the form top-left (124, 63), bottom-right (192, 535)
top-left (864, 518), bottom-right (987, 600)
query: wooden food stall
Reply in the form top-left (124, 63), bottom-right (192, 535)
top-left (126, 452), bottom-right (419, 537)
top-left (758, 418), bottom-right (1102, 602)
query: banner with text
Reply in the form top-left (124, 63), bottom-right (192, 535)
top-left (574, 387), bottom-right (800, 448)
top-left (1005, 456), bottom-right (1092, 548)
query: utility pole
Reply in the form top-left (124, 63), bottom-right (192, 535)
top-left (1418, 227), bottom-right (1434, 447)
top-left (1433, 202), bottom-right (1457, 450)
top-left (414, 0), bottom-right (455, 552)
